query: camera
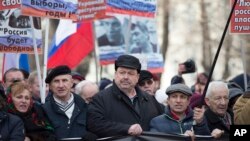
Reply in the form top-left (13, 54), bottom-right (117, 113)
top-left (180, 59), bottom-right (196, 74)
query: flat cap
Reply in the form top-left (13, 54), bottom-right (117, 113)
top-left (45, 65), bottom-right (71, 83)
top-left (115, 55), bottom-right (141, 72)
top-left (139, 70), bottom-right (153, 83)
top-left (166, 83), bottom-right (192, 96)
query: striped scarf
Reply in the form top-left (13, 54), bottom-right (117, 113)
top-left (54, 94), bottom-right (75, 119)
top-left (55, 100), bottom-right (74, 112)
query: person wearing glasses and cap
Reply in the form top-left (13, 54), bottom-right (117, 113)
top-left (149, 83), bottom-right (210, 137)
top-left (138, 70), bottom-right (164, 113)
top-left (138, 70), bottom-right (156, 96)
top-left (87, 55), bottom-right (163, 138)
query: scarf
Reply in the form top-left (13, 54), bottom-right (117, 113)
top-left (6, 93), bottom-right (53, 131)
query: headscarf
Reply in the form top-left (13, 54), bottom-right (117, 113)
top-left (5, 82), bottom-right (53, 131)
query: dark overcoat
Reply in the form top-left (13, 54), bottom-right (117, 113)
top-left (87, 82), bottom-right (163, 137)
top-left (43, 94), bottom-right (88, 140)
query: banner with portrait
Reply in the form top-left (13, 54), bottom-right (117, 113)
top-left (95, 14), bottom-right (163, 73)
top-left (0, 9), bottom-right (42, 53)
top-left (128, 16), bottom-right (163, 73)
top-left (95, 14), bottom-right (128, 65)
top-left (21, 0), bottom-right (78, 20)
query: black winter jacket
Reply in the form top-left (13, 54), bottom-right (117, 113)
top-left (43, 94), bottom-right (89, 140)
top-left (205, 108), bottom-right (233, 135)
top-left (0, 111), bottom-right (25, 141)
top-left (150, 106), bottom-right (211, 135)
top-left (87, 83), bottom-right (163, 137)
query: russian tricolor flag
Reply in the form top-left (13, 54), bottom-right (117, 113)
top-left (2, 53), bottom-right (30, 77)
top-left (48, 19), bottom-right (94, 69)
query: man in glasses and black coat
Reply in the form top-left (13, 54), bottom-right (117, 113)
top-left (137, 70), bottom-right (164, 112)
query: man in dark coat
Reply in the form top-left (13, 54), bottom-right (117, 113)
top-left (87, 55), bottom-right (163, 138)
top-left (204, 81), bottom-right (232, 138)
top-left (137, 70), bottom-right (164, 113)
top-left (43, 65), bottom-right (97, 140)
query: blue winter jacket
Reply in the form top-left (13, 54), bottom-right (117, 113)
top-left (150, 106), bottom-right (210, 135)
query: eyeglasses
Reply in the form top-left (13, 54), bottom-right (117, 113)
top-left (7, 78), bottom-right (25, 83)
top-left (139, 79), bottom-right (153, 87)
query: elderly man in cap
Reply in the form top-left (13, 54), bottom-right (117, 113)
top-left (43, 65), bottom-right (97, 140)
top-left (150, 83), bottom-right (210, 137)
top-left (87, 54), bottom-right (163, 138)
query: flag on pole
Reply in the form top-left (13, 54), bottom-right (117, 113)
top-left (2, 53), bottom-right (30, 78)
top-left (48, 19), bottom-right (94, 69)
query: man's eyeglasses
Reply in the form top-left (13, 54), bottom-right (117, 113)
top-left (138, 79), bottom-right (153, 87)
top-left (7, 79), bottom-right (25, 83)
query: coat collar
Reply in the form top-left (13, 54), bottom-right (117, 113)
top-left (205, 108), bottom-right (226, 124)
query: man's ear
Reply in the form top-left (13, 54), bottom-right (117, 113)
top-left (166, 97), bottom-right (170, 105)
top-left (204, 98), bottom-right (210, 106)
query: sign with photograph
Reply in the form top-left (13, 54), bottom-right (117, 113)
top-left (95, 14), bottom-right (128, 65)
top-left (0, 9), bottom-right (42, 53)
top-left (95, 14), bottom-right (163, 72)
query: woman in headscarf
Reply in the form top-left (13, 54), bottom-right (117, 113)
top-left (6, 82), bottom-right (57, 141)
top-left (0, 83), bottom-right (25, 141)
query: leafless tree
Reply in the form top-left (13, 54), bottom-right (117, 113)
top-left (160, 0), bottom-right (170, 61)
top-left (200, 0), bottom-right (212, 72)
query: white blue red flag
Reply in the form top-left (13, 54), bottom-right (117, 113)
top-left (2, 53), bottom-right (30, 75)
top-left (48, 19), bottom-right (94, 69)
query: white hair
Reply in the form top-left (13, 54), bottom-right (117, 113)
top-left (75, 80), bottom-right (97, 94)
top-left (205, 81), bottom-right (229, 98)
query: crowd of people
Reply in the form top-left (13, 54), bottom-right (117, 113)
top-left (0, 54), bottom-right (249, 141)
